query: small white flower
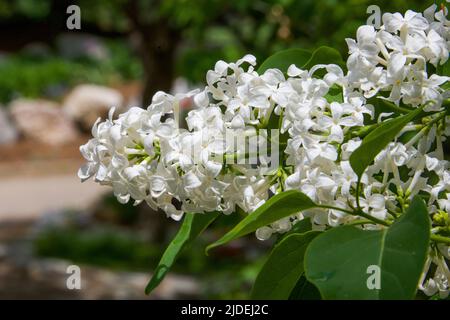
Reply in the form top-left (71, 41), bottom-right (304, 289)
top-left (383, 10), bottom-right (429, 35)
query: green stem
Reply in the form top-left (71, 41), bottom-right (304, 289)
top-left (258, 104), bottom-right (275, 129)
top-left (278, 109), bottom-right (284, 130)
top-left (324, 207), bottom-right (450, 240)
top-left (405, 111), bottom-right (447, 149)
top-left (224, 148), bottom-right (272, 162)
top-left (318, 205), bottom-right (354, 215)
top-left (387, 208), bottom-right (398, 219)
top-left (381, 100), bottom-right (412, 114)
top-left (347, 219), bottom-right (376, 226)
top-left (425, 111), bottom-right (447, 127)
top-left (320, 203), bottom-right (391, 227)
top-left (356, 210), bottom-right (391, 226)
top-left (355, 177), bottom-right (362, 212)
top-left (351, 123), bottom-right (380, 138)
top-left (430, 234), bottom-right (450, 245)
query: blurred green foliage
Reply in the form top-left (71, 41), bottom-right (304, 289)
top-left (0, 40), bottom-right (141, 104)
top-left (34, 227), bottom-right (160, 271)
top-left (33, 222), bottom-right (264, 298)
top-left (3, 0), bottom-right (441, 298)
top-left (32, 197), bottom-right (266, 299)
top-left (0, 0), bottom-right (51, 19)
top-left (167, 0), bottom-right (430, 82)
top-left (0, 0), bottom-right (431, 93)
top-left (0, 56), bottom-right (76, 103)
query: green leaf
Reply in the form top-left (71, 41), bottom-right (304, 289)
top-left (441, 60), bottom-right (450, 77)
top-left (326, 84), bottom-right (344, 103)
top-left (289, 275), bottom-right (322, 300)
top-left (145, 211), bottom-right (219, 294)
top-left (252, 231), bottom-right (321, 299)
top-left (257, 48), bottom-right (311, 74)
top-left (441, 61), bottom-right (450, 90)
top-left (287, 217), bottom-right (312, 235)
top-left (349, 106), bottom-right (424, 178)
top-left (303, 46), bottom-right (345, 71)
top-left (257, 46), bottom-right (345, 77)
top-left (276, 217), bottom-right (312, 245)
top-left (366, 97), bottom-right (414, 126)
top-left (304, 196), bottom-right (430, 299)
top-left (265, 113), bottom-right (289, 146)
top-left (206, 190), bottom-right (317, 253)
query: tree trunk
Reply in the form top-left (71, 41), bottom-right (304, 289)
top-left (137, 25), bottom-right (178, 106)
top-left (125, 0), bottom-right (180, 106)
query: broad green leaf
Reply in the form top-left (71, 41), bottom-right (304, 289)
top-left (303, 46), bottom-right (345, 71)
top-left (145, 211), bottom-right (219, 294)
top-left (286, 217), bottom-right (312, 235)
top-left (206, 190), bottom-right (317, 253)
top-left (326, 84), bottom-right (344, 103)
top-left (258, 47), bottom-right (344, 76)
top-left (289, 275), bottom-right (322, 300)
top-left (349, 106), bottom-right (424, 178)
top-left (441, 60), bottom-right (450, 77)
top-left (257, 48), bottom-right (311, 74)
top-left (304, 196), bottom-right (430, 299)
top-left (252, 231), bottom-right (321, 299)
top-left (441, 61), bottom-right (450, 90)
top-left (276, 217), bottom-right (312, 244)
top-left (367, 97), bottom-right (412, 122)
top-left (265, 113), bottom-right (289, 148)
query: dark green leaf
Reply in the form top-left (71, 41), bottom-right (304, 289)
top-left (326, 84), bottom-right (344, 103)
top-left (206, 190), bottom-right (317, 253)
top-left (441, 61), bottom-right (450, 90)
top-left (367, 97), bottom-right (409, 122)
top-left (252, 231), bottom-right (320, 299)
top-left (303, 46), bottom-right (345, 71)
top-left (305, 196), bottom-right (430, 299)
top-left (276, 217), bottom-right (312, 244)
top-left (349, 106), bottom-right (424, 178)
top-left (441, 60), bottom-right (450, 77)
top-left (289, 275), bottom-right (322, 300)
top-left (266, 113), bottom-right (289, 147)
top-left (145, 211), bottom-right (219, 294)
top-left (257, 48), bottom-right (311, 74)
top-left (288, 217), bottom-right (312, 235)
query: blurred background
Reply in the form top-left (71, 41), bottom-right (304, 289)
top-left (0, 0), bottom-right (428, 299)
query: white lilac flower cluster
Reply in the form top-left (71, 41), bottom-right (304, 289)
top-left (79, 55), bottom-right (279, 222)
top-left (79, 7), bottom-right (450, 297)
top-left (346, 5), bottom-right (449, 110)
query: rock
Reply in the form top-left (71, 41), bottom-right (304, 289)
top-left (18, 257), bottom-right (199, 299)
top-left (63, 84), bottom-right (124, 130)
top-left (0, 107), bottom-right (18, 145)
top-left (10, 99), bottom-right (78, 146)
top-left (56, 33), bottom-right (108, 61)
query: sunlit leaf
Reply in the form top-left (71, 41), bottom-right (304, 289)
top-left (206, 190), bottom-right (317, 253)
top-left (305, 196), bottom-right (430, 299)
top-left (252, 231), bottom-right (321, 299)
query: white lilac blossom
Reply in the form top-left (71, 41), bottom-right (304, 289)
top-left (346, 7), bottom-right (450, 110)
top-left (79, 57), bottom-right (279, 220)
top-left (80, 7), bottom-right (450, 298)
